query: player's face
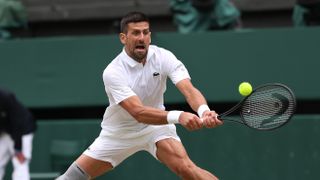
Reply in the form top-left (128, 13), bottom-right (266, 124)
top-left (120, 21), bottom-right (151, 63)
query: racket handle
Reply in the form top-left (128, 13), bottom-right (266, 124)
top-left (217, 115), bottom-right (223, 121)
top-left (200, 115), bottom-right (222, 122)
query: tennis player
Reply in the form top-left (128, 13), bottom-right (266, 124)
top-left (56, 11), bottom-right (223, 180)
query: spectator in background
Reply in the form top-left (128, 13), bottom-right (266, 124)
top-left (293, 0), bottom-right (320, 26)
top-left (0, 0), bottom-right (28, 39)
top-left (0, 87), bottom-right (36, 180)
top-left (170, 0), bottom-right (241, 33)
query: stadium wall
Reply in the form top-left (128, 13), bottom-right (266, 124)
top-left (0, 27), bottom-right (320, 108)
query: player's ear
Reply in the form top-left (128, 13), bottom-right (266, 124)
top-left (149, 32), bottom-right (151, 44)
top-left (119, 33), bottom-right (126, 45)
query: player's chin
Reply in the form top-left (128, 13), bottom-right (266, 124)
top-left (134, 50), bottom-right (147, 59)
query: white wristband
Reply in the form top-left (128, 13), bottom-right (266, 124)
top-left (167, 111), bottom-right (183, 124)
top-left (197, 104), bottom-right (210, 118)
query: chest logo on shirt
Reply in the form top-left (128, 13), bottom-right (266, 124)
top-left (153, 72), bottom-right (160, 76)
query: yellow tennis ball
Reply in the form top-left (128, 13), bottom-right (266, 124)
top-left (239, 82), bottom-right (252, 96)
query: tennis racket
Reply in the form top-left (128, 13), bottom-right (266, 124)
top-left (218, 83), bottom-right (296, 130)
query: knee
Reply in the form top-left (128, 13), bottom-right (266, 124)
top-left (56, 162), bottom-right (90, 180)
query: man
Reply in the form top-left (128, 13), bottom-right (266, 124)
top-left (57, 11), bottom-right (223, 180)
top-left (0, 87), bottom-right (36, 180)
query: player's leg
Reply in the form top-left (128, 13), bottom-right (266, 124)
top-left (156, 138), bottom-right (218, 180)
top-left (56, 133), bottom-right (139, 180)
top-left (56, 153), bottom-right (113, 180)
top-left (77, 154), bottom-right (113, 178)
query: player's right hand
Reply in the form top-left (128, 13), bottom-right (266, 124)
top-left (202, 110), bottom-right (223, 128)
top-left (179, 112), bottom-right (203, 131)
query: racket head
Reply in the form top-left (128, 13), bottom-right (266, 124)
top-left (240, 83), bottom-right (296, 130)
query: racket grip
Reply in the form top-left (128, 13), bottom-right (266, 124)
top-left (217, 115), bottom-right (223, 121)
top-left (201, 115), bottom-right (222, 122)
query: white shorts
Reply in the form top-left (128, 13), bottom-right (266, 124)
top-left (83, 125), bottom-right (181, 167)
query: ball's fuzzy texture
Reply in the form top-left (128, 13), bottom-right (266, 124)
top-left (239, 82), bottom-right (252, 96)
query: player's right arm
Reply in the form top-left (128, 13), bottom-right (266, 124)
top-left (103, 57), bottom-right (202, 131)
top-left (119, 96), bottom-right (203, 131)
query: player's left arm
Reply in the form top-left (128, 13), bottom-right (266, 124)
top-left (175, 79), bottom-right (223, 128)
top-left (119, 95), bottom-right (203, 130)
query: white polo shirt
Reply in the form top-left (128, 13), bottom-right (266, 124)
top-left (100, 45), bottom-right (190, 138)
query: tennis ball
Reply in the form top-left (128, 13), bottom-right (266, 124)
top-left (239, 82), bottom-right (252, 96)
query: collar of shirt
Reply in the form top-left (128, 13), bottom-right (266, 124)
top-left (121, 46), bottom-right (155, 67)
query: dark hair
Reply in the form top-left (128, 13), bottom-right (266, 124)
top-left (120, 12), bottom-right (150, 33)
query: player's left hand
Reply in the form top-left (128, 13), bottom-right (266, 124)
top-left (201, 110), bottom-right (223, 128)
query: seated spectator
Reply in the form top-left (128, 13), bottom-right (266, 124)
top-left (0, 0), bottom-right (28, 39)
top-left (292, 0), bottom-right (320, 26)
top-left (169, 0), bottom-right (241, 33)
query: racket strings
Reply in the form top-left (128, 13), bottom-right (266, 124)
top-left (241, 86), bottom-right (295, 130)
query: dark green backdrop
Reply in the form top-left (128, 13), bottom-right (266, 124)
top-left (1, 27), bottom-right (320, 107)
top-left (27, 115), bottom-right (320, 180)
top-left (1, 27), bottom-right (320, 179)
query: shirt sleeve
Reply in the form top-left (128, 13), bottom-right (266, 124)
top-left (162, 49), bottom-right (191, 85)
top-left (103, 68), bottom-right (136, 105)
